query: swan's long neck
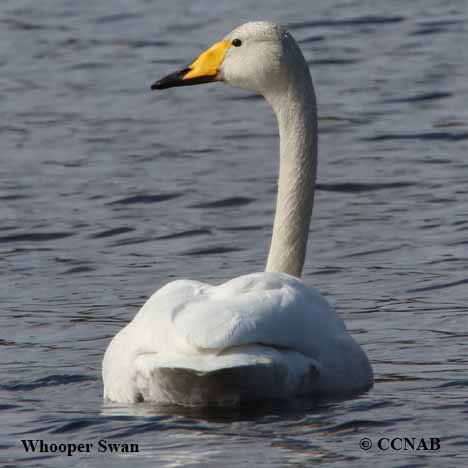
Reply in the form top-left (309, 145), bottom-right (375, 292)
top-left (265, 67), bottom-right (318, 278)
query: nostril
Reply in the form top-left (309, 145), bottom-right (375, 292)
top-left (177, 67), bottom-right (191, 78)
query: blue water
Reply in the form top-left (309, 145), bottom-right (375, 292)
top-left (2, 0), bottom-right (468, 466)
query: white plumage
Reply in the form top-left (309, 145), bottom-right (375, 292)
top-left (104, 273), bottom-right (371, 405)
top-left (103, 21), bottom-right (373, 406)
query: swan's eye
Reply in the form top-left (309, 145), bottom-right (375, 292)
top-left (232, 38), bottom-right (242, 47)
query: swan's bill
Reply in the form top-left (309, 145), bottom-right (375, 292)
top-left (151, 40), bottom-right (230, 90)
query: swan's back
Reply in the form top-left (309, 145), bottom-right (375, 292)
top-left (103, 272), bottom-right (372, 406)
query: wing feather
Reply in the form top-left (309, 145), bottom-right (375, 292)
top-left (171, 273), bottom-right (342, 357)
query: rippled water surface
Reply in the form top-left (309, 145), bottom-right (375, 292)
top-left (2, 0), bottom-right (468, 467)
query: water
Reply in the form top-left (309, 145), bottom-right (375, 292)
top-left (1, 0), bottom-right (468, 466)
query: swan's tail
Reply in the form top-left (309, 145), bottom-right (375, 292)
top-left (134, 345), bottom-right (319, 407)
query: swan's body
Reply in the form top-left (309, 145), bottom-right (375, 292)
top-left (103, 22), bottom-right (373, 406)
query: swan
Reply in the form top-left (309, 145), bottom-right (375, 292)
top-left (103, 21), bottom-right (373, 406)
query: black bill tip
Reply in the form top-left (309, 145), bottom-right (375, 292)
top-left (151, 68), bottom-right (191, 91)
top-left (151, 67), bottom-right (218, 91)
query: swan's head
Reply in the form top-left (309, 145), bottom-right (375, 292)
top-left (151, 21), bottom-right (307, 96)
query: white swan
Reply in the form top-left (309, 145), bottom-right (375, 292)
top-left (103, 21), bottom-right (373, 406)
